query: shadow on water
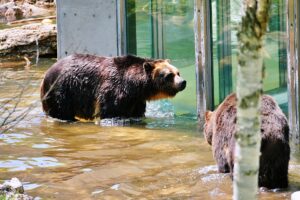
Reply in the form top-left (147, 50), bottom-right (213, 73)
top-left (0, 58), bottom-right (300, 199)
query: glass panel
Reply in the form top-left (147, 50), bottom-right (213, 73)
top-left (211, 0), bottom-right (288, 113)
top-left (161, 0), bottom-right (196, 114)
top-left (126, 0), bottom-right (152, 57)
top-left (126, 0), bottom-right (196, 115)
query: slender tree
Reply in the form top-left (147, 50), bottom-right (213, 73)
top-left (234, 0), bottom-right (271, 199)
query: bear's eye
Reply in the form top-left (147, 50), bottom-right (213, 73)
top-left (158, 72), bottom-right (165, 78)
top-left (177, 72), bottom-right (180, 76)
top-left (165, 73), bottom-right (174, 81)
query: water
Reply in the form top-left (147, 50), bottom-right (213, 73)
top-left (1, 58), bottom-right (300, 199)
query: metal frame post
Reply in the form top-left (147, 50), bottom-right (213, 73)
top-left (194, 0), bottom-right (213, 127)
top-left (117, 0), bottom-right (127, 56)
top-left (287, 0), bottom-right (300, 143)
top-left (152, 0), bottom-right (164, 58)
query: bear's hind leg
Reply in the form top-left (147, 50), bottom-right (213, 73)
top-left (259, 139), bottom-right (290, 189)
top-left (215, 153), bottom-right (230, 173)
top-left (43, 93), bottom-right (76, 121)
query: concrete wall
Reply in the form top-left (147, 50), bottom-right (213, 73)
top-left (56, 0), bottom-right (118, 58)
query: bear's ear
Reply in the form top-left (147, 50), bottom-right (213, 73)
top-left (143, 62), bottom-right (154, 73)
top-left (205, 111), bottom-right (213, 122)
top-left (165, 59), bottom-right (171, 63)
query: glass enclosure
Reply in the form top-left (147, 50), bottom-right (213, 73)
top-left (126, 0), bottom-right (288, 113)
top-left (211, 0), bottom-right (288, 112)
top-left (126, 0), bottom-right (196, 115)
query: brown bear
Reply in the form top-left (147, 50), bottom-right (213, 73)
top-left (204, 93), bottom-right (290, 189)
top-left (40, 54), bottom-right (186, 121)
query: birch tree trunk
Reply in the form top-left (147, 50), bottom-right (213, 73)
top-left (234, 0), bottom-right (271, 199)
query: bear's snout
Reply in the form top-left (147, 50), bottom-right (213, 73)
top-left (178, 80), bottom-right (186, 91)
top-left (174, 75), bottom-right (186, 91)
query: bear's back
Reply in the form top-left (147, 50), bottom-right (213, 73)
top-left (260, 95), bottom-right (289, 141)
top-left (43, 54), bottom-right (109, 86)
top-left (212, 93), bottom-right (237, 144)
top-left (212, 93), bottom-right (289, 142)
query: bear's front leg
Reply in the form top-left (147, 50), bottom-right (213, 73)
top-left (130, 101), bottom-right (146, 118)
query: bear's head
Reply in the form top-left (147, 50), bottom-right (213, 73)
top-left (204, 111), bottom-right (214, 145)
top-left (144, 59), bottom-right (186, 100)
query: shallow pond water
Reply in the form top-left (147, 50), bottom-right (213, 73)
top-left (0, 59), bottom-right (300, 199)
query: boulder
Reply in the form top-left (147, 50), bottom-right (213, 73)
top-left (0, 22), bottom-right (57, 59)
top-left (0, 177), bottom-right (33, 200)
top-left (0, 1), bottom-right (51, 22)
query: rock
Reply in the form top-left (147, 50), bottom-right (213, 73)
top-left (26, 0), bottom-right (55, 3)
top-left (5, 5), bottom-right (24, 21)
top-left (35, 0), bottom-right (56, 9)
top-left (0, 2), bottom-right (15, 16)
top-left (0, 177), bottom-right (24, 194)
top-left (0, 0), bottom-right (11, 4)
top-left (0, 23), bottom-right (57, 59)
top-left (0, 1), bottom-right (51, 22)
top-left (0, 0), bottom-right (55, 5)
top-left (21, 2), bottom-right (51, 17)
top-left (0, 177), bottom-right (33, 200)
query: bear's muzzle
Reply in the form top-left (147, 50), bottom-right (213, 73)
top-left (179, 80), bottom-right (186, 91)
top-left (174, 76), bottom-right (186, 91)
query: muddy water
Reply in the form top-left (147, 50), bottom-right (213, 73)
top-left (0, 59), bottom-right (300, 199)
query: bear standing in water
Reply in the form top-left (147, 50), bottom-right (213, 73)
top-left (204, 93), bottom-right (290, 189)
top-left (40, 54), bottom-right (186, 121)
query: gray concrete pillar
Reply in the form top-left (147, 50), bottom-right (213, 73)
top-left (56, 0), bottom-right (119, 58)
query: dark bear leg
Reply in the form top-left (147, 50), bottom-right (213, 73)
top-left (217, 162), bottom-right (230, 173)
top-left (228, 155), bottom-right (234, 180)
top-left (131, 101), bottom-right (146, 118)
top-left (259, 139), bottom-right (290, 189)
top-left (215, 151), bottom-right (231, 173)
top-left (42, 91), bottom-right (76, 121)
top-left (47, 107), bottom-right (75, 121)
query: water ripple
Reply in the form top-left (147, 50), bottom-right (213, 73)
top-left (23, 182), bottom-right (42, 190)
top-left (145, 100), bottom-right (174, 118)
top-left (0, 133), bottom-right (30, 144)
top-left (0, 157), bottom-right (63, 171)
top-left (32, 144), bottom-right (52, 149)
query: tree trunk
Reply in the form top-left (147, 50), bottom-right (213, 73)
top-left (234, 0), bottom-right (271, 199)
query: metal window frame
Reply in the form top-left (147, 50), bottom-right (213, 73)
top-left (117, 0), bottom-right (127, 56)
top-left (151, 0), bottom-right (164, 59)
top-left (287, 0), bottom-right (300, 143)
top-left (216, 0), bottom-right (232, 103)
top-left (194, 0), bottom-right (214, 126)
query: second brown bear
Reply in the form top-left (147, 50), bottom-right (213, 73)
top-left (204, 93), bottom-right (290, 189)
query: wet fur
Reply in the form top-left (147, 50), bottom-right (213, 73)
top-left (204, 93), bottom-right (290, 189)
top-left (41, 54), bottom-right (185, 121)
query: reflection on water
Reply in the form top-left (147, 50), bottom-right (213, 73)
top-left (0, 59), bottom-right (300, 199)
top-left (0, 157), bottom-right (62, 171)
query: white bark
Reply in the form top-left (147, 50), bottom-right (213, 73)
top-left (233, 0), bottom-right (271, 199)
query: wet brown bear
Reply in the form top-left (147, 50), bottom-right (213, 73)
top-left (40, 54), bottom-right (186, 121)
top-left (204, 93), bottom-right (290, 189)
